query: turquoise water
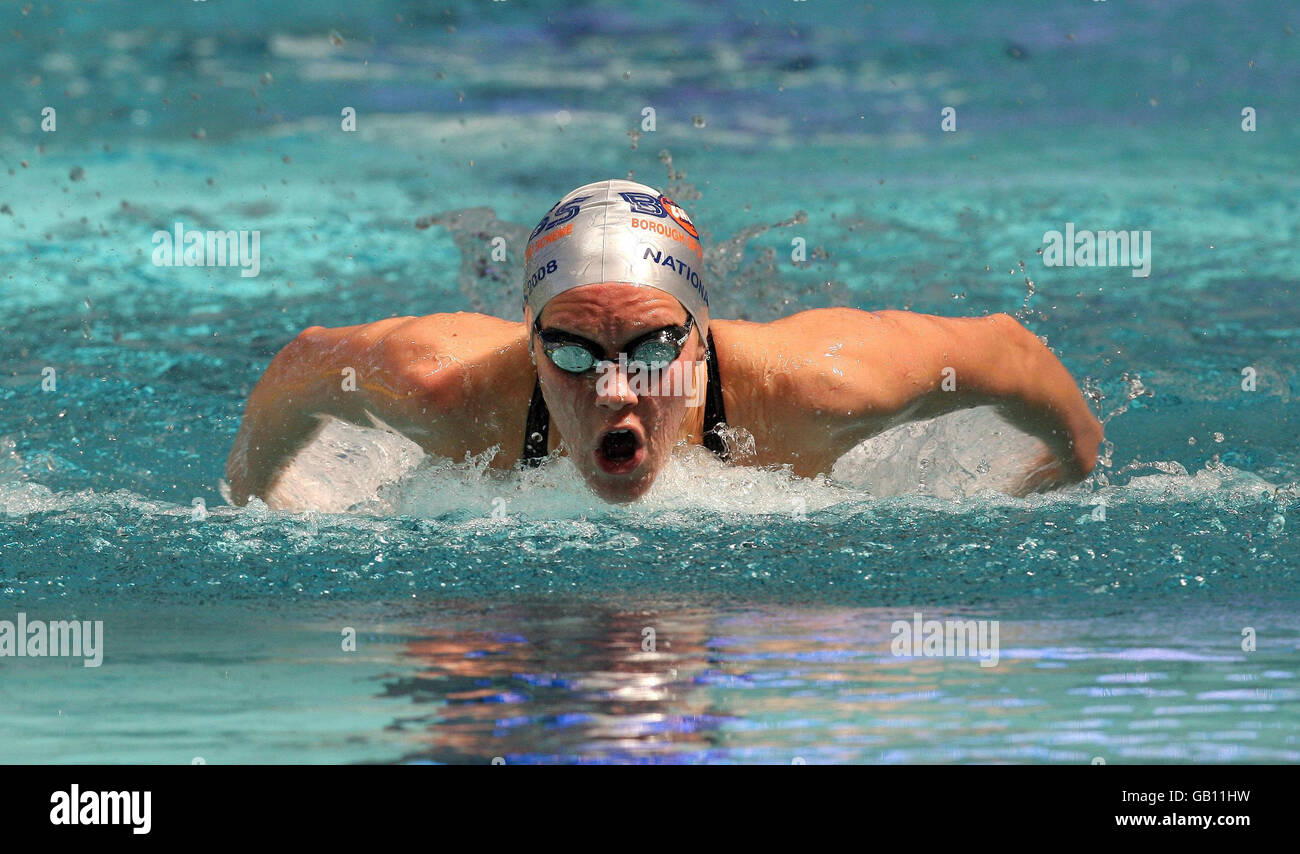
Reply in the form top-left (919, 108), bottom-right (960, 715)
top-left (1, 0), bottom-right (1298, 763)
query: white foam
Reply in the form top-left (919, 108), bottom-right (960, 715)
top-left (231, 408), bottom-right (1282, 521)
top-left (1, 410), bottom-right (1285, 522)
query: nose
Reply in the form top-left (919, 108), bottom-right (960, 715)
top-left (594, 361), bottom-right (639, 410)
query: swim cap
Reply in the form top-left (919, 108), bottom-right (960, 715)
top-left (523, 179), bottom-right (709, 336)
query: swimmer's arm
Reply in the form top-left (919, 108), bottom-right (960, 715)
top-left (827, 311), bottom-right (1104, 491)
top-left (224, 318), bottom-right (437, 505)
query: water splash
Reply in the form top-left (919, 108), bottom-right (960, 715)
top-left (1014, 258), bottom-right (1037, 322)
top-left (1086, 372), bottom-right (1155, 488)
top-left (184, 410), bottom-right (1286, 520)
top-left (418, 148), bottom-right (846, 326)
top-left (416, 208), bottom-right (531, 319)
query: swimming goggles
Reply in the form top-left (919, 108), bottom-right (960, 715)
top-left (536, 315), bottom-right (695, 375)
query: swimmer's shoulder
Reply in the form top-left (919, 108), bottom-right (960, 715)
top-left (709, 308), bottom-right (890, 426)
top-left (709, 308), bottom-right (880, 380)
top-left (296, 311), bottom-right (532, 407)
top-left (294, 312), bottom-right (535, 463)
top-left (712, 308), bottom-right (879, 346)
top-left (299, 312), bottom-right (528, 369)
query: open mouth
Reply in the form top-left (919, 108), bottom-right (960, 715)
top-left (595, 428), bottom-right (645, 475)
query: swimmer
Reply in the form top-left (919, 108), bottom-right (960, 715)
top-left (225, 179), bottom-right (1104, 506)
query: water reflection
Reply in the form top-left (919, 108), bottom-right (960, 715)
top-left (381, 606), bottom-right (730, 764)
top-left (373, 602), bottom-right (1299, 764)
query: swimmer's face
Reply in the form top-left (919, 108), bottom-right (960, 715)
top-left (532, 283), bottom-right (706, 503)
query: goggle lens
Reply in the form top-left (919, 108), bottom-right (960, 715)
top-left (538, 316), bottom-right (694, 376)
top-left (546, 344), bottom-right (597, 373)
top-left (631, 339), bottom-right (678, 370)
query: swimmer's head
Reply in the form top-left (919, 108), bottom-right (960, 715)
top-left (523, 180), bottom-right (711, 502)
top-left (523, 179), bottom-right (709, 337)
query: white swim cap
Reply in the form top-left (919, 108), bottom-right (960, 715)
top-left (523, 179), bottom-right (709, 336)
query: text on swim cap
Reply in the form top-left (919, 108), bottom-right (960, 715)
top-left (642, 247), bottom-right (708, 307)
top-left (524, 258), bottom-right (559, 301)
top-left (631, 216), bottom-right (700, 255)
top-left (524, 221), bottom-right (572, 262)
top-left (528, 195), bottom-right (591, 243)
top-left (619, 191), bottom-right (700, 239)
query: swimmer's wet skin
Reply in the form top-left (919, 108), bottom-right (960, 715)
top-left (225, 179), bottom-right (1103, 507)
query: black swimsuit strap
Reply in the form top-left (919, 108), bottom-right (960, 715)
top-left (701, 329), bottom-right (729, 460)
top-left (522, 376), bottom-right (551, 467)
top-left (521, 329), bottom-right (729, 466)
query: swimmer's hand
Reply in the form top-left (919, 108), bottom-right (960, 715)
top-left (990, 326), bottom-right (1105, 494)
top-left (1009, 447), bottom-right (1084, 497)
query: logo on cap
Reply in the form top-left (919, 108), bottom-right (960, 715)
top-left (659, 196), bottom-right (699, 239)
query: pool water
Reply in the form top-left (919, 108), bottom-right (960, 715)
top-left (1, 0), bottom-right (1297, 763)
